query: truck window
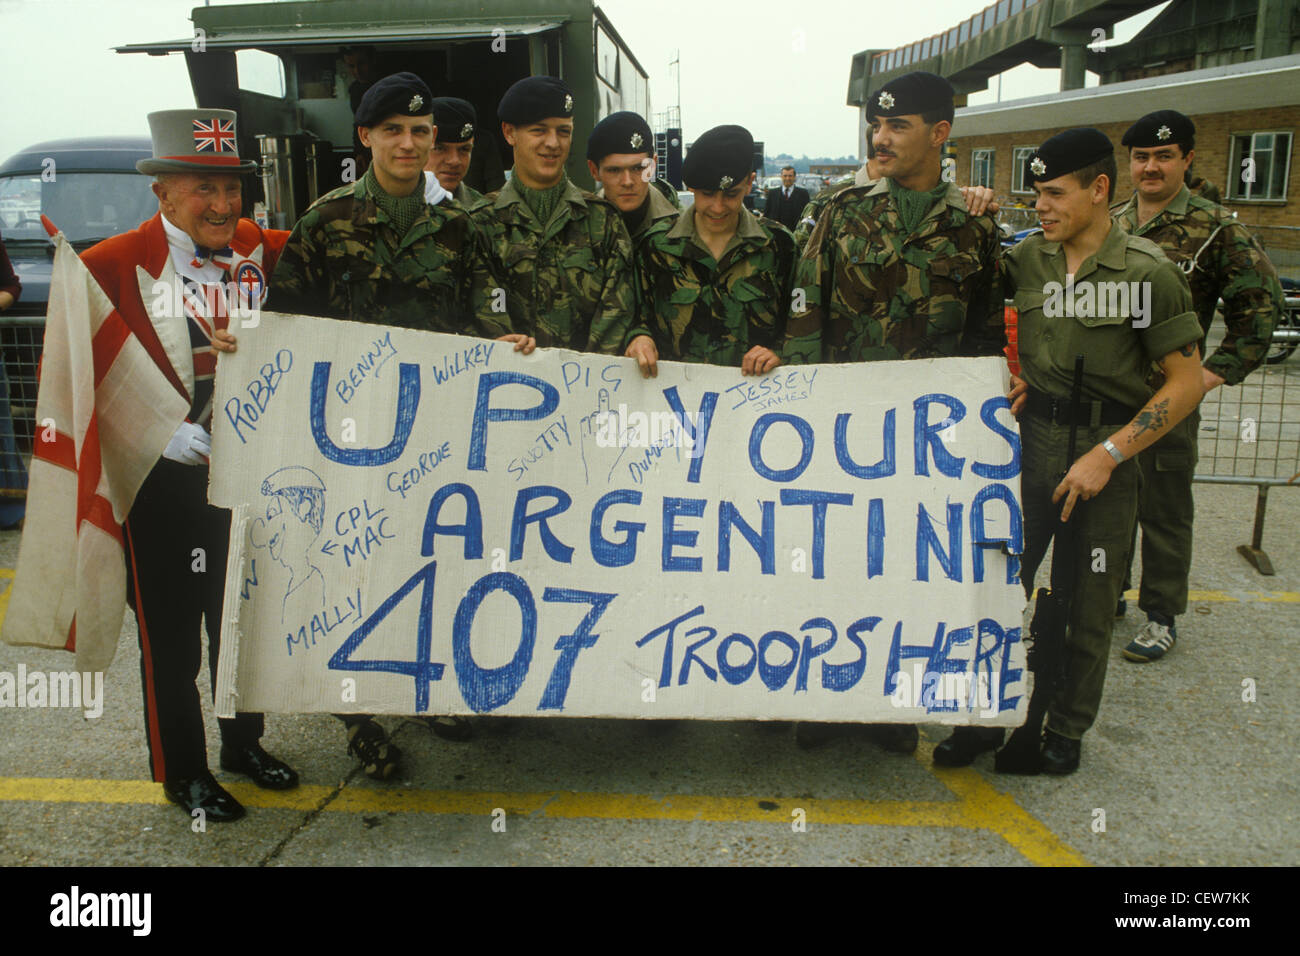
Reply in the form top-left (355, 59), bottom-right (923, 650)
top-left (237, 49), bottom-right (286, 99)
top-left (0, 172), bottom-right (156, 245)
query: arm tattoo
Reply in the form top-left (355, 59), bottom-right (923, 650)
top-left (1128, 397), bottom-right (1171, 441)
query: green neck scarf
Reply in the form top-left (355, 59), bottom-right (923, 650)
top-left (364, 165), bottom-right (425, 238)
top-left (515, 174), bottom-right (568, 225)
top-left (889, 178), bottom-right (949, 235)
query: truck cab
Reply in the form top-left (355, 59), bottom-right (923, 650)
top-left (119, 0), bottom-right (653, 226)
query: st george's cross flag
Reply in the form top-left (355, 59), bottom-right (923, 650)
top-left (2, 227), bottom-right (187, 671)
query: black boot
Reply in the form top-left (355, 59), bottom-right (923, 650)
top-left (933, 726), bottom-right (1006, 767)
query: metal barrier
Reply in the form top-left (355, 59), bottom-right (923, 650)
top-left (0, 317), bottom-right (42, 455)
top-left (1194, 319), bottom-right (1300, 575)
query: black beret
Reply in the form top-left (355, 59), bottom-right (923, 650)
top-left (1121, 109), bottom-right (1195, 150)
top-left (355, 72), bottom-right (433, 127)
top-left (498, 76), bottom-right (574, 125)
top-left (867, 71), bottom-right (955, 119)
top-left (682, 124), bottom-right (754, 190)
top-left (586, 111), bottom-right (654, 163)
top-left (1026, 127), bottom-right (1114, 185)
top-left (431, 97), bottom-right (477, 142)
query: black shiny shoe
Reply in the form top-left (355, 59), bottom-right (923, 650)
top-left (162, 772), bottom-right (246, 822)
top-left (1041, 730), bottom-right (1081, 775)
top-left (864, 723), bottom-right (919, 754)
top-left (347, 719), bottom-right (402, 780)
top-left (220, 743), bottom-right (300, 790)
top-left (933, 726), bottom-right (1006, 767)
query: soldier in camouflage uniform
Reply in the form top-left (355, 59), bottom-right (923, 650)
top-left (586, 110), bottom-right (679, 244)
top-left (793, 151), bottom-right (1000, 251)
top-left (271, 75), bottom-right (506, 340)
top-left (467, 76), bottom-right (637, 358)
top-left (271, 73), bottom-right (531, 775)
top-left (637, 124), bottom-right (792, 373)
top-left (784, 72), bottom-right (1004, 368)
top-left (783, 72), bottom-right (1003, 757)
top-left (1112, 110), bottom-right (1283, 663)
top-left (424, 96), bottom-right (484, 206)
top-left (584, 111), bottom-right (681, 377)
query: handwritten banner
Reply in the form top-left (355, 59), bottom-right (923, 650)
top-left (211, 313), bottom-right (1027, 725)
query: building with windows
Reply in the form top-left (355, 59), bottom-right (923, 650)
top-left (847, 0), bottom-right (1300, 269)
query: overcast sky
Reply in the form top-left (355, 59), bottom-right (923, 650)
top-left (0, 0), bottom-right (1169, 161)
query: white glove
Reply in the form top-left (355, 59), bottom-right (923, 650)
top-left (163, 421), bottom-right (212, 466)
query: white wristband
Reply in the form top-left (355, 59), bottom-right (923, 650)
top-left (1103, 439), bottom-right (1125, 464)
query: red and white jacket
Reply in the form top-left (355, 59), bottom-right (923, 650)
top-left (1, 214), bottom-right (287, 671)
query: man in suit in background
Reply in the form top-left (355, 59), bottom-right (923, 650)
top-left (764, 165), bottom-right (811, 232)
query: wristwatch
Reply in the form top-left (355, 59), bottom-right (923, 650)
top-left (1102, 439), bottom-right (1125, 464)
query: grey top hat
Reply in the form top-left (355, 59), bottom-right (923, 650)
top-left (136, 108), bottom-right (257, 175)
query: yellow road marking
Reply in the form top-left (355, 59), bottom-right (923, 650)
top-left (916, 738), bottom-right (1088, 867)
top-left (0, 746), bottom-right (1084, 866)
top-left (1120, 588), bottom-right (1300, 604)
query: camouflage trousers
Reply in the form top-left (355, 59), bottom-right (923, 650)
top-left (1020, 416), bottom-right (1140, 740)
top-left (1123, 407), bottom-right (1199, 619)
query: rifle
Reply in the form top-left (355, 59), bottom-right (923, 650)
top-left (995, 354), bottom-right (1086, 774)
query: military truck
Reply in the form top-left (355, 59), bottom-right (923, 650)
top-left (120, 0), bottom-right (654, 225)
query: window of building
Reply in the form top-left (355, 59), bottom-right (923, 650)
top-left (971, 149), bottom-right (995, 188)
top-left (1012, 146), bottom-right (1037, 194)
top-left (1228, 131), bottom-right (1293, 201)
top-left (595, 24), bottom-right (619, 89)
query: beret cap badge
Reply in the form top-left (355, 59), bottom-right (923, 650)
top-left (460, 122), bottom-right (474, 139)
top-left (719, 174), bottom-right (734, 189)
top-left (877, 90), bottom-right (895, 109)
top-left (629, 132), bottom-right (643, 149)
top-left (1157, 125), bottom-right (1172, 141)
top-left (1030, 156), bottom-right (1047, 176)
top-left (564, 93), bottom-right (574, 112)
top-left (409, 94), bottom-right (424, 112)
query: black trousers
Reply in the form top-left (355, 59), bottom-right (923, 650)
top-left (124, 458), bottom-right (262, 782)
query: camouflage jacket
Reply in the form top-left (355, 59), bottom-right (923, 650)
top-left (469, 175), bottom-right (636, 354)
top-left (792, 166), bottom-right (876, 250)
top-left (630, 182), bottom-right (681, 243)
top-left (637, 205), bottom-right (796, 366)
top-left (269, 177), bottom-right (499, 335)
top-left (783, 178), bottom-right (1004, 364)
top-left (1112, 184), bottom-right (1283, 385)
top-left (452, 181), bottom-right (484, 206)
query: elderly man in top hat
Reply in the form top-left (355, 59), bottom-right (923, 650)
top-left (81, 109), bottom-right (299, 821)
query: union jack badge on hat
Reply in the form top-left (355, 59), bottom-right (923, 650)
top-left (136, 109), bottom-right (256, 175)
